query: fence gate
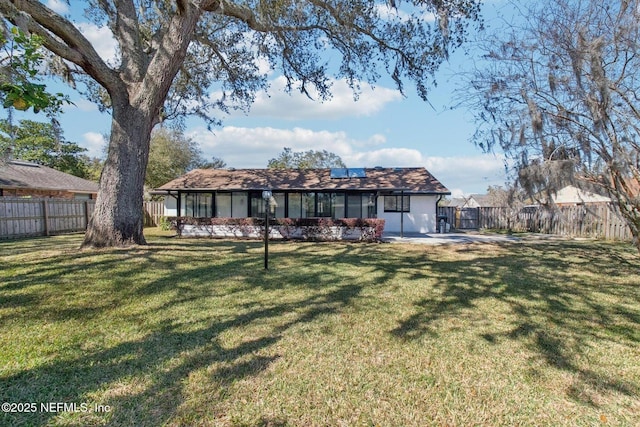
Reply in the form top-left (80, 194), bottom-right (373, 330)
top-left (458, 208), bottom-right (480, 230)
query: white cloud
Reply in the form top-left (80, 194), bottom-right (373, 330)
top-left (423, 154), bottom-right (508, 195)
top-left (221, 76), bottom-right (402, 120)
top-left (65, 98), bottom-right (99, 113)
top-left (81, 132), bottom-right (107, 158)
top-left (375, 4), bottom-right (412, 21)
top-left (46, 0), bottom-right (69, 14)
top-left (345, 148), bottom-right (425, 167)
top-left (75, 23), bottom-right (118, 65)
top-left (449, 188), bottom-right (466, 198)
top-left (374, 3), bottom-right (436, 23)
top-left (189, 126), bottom-right (363, 167)
top-left (188, 125), bottom-right (508, 193)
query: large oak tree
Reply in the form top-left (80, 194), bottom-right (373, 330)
top-left (0, 0), bottom-right (481, 247)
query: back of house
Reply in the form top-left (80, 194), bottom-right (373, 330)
top-left (153, 167), bottom-right (450, 234)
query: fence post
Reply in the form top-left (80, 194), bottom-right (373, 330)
top-left (84, 200), bottom-right (90, 229)
top-left (42, 199), bottom-right (50, 236)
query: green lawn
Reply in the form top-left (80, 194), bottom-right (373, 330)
top-left (1, 230), bottom-right (638, 426)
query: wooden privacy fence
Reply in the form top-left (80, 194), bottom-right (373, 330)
top-left (143, 201), bottom-right (165, 227)
top-left (438, 205), bottom-right (632, 241)
top-left (0, 198), bottom-right (95, 239)
top-left (0, 198), bottom-right (165, 239)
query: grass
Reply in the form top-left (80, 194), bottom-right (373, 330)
top-left (0, 229), bottom-right (639, 426)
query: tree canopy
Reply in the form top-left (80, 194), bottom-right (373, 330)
top-left (145, 127), bottom-right (206, 189)
top-left (462, 0), bottom-right (640, 252)
top-left (268, 147), bottom-right (346, 169)
top-left (198, 156), bottom-right (227, 169)
top-left (0, 0), bottom-right (481, 247)
top-left (0, 118), bottom-right (91, 177)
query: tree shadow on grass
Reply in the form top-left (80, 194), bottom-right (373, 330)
top-left (0, 275), bottom-right (363, 426)
top-left (3, 235), bottom-right (638, 422)
top-left (0, 233), bottom-right (84, 256)
top-left (389, 240), bottom-right (640, 406)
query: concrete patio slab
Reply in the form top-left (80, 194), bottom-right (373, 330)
top-left (382, 232), bottom-right (521, 245)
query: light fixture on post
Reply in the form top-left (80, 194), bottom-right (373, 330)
top-left (262, 189), bottom-right (272, 270)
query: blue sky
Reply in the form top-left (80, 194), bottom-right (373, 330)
top-left (8, 0), bottom-right (515, 197)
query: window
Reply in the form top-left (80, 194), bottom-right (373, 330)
top-left (216, 193), bottom-right (231, 217)
top-left (288, 193), bottom-right (302, 218)
top-left (346, 193), bottom-right (362, 218)
top-left (231, 192), bottom-right (247, 218)
top-left (197, 194), bottom-right (213, 217)
top-left (273, 193), bottom-right (285, 218)
top-left (345, 193), bottom-right (376, 218)
top-left (250, 192), bottom-right (283, 218)
top-left (363, 193), bottom-right (376, 218)
top-left (384, 195), bottom-right (410, 212)
top-left (181, 193), bottom-right (213, 217)
top-left (316, 193), bottom-right (332, 217)
top-left (302, 192), bottom-right (315, 217)
top-left (250, 192), bottom-right (267, 217)
top-left (332, 193), bottom-right (345, 218)
top-left (287, 192), bottom-right (346, 218)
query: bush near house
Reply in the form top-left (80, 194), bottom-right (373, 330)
top-left (167, 217), bottom-right (385, 242)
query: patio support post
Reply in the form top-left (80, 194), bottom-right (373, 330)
top-left (262, 190), bottom-right (272, 270)
top-left (400, 189), bottom-right (404, 238)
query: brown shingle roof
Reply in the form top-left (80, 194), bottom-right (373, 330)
top-left (0, 160), bottom-right (99, 193)
top-left (157, 167), bottom-right (449, 194)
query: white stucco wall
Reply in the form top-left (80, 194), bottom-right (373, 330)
top-left (378, 195), bottom-right (438, 233)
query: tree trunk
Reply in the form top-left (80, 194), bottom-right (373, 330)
top-left (629, 214), bottom-right (640, 255)
top-left (82, 104), bottom-right (153, 248)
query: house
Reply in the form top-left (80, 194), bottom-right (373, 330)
top-left (154, 167), bottom-right (450, 233)
top-left (0, 160), bottom-right (98, 199)
top-left (548, 185), bottom-right (611, 206)
top-left (446, 194), bottom-right (495, 208)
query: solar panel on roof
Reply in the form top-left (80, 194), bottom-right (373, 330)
top-left (330, 168), bottom-right (349, 178)
top-left (348, 168), bottom-right (366, 178)
top-left (330, 167), bottom-right (367, 178)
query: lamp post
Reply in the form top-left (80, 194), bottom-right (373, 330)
top-left (262, 189), bottom-right (272, 270)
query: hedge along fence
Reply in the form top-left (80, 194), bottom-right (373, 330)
top-left (167, 217), bottom-right (386, 242)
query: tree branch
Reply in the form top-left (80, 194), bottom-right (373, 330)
top-left (0, 0), bottom-right (120, 92)
top-left (199, 0), bottom-right (334, 32)
top-left (113, 0), bottom-right (146, 83)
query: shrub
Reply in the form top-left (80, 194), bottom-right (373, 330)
top-left (158, 216), bottom-right (173, 231)
top-left (166, 217), bottom-right (385, 242)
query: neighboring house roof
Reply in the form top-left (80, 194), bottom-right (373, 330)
top-left (551, 185), bottom-right (611, 204)
top-left (468, 194), bottom-right (494, 207)
top-left (0, 160), bottom-right (98, 194)
top-left (446, 194), bottom-right (494, 208)
top-left (446, 197), bottom-right (467, 208)
top-left (156, 167), bottom-right (450, 194)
